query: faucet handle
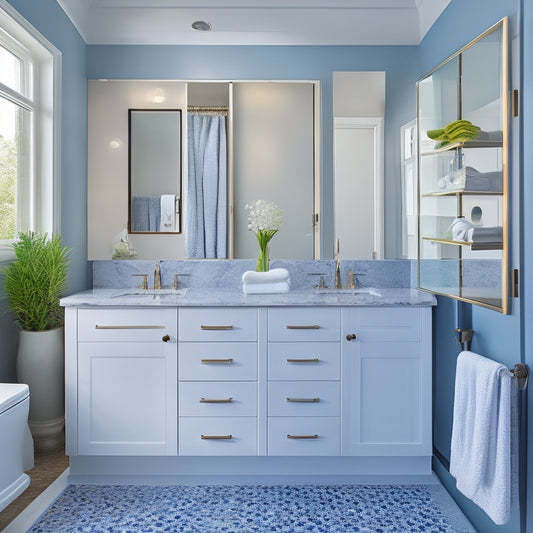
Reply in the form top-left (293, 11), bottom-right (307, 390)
top-left (173, 273), bottom-right (190, 290)
top-left (307, 272), bottom-right (327, 289)
top-left (349, 270), bottom-right (366, 290)
top-left (132, 274), bottom-right (148, 290)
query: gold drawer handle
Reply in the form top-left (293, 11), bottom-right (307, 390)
top-left (201, 358), bottom-right (234, 364)
top-left (201, 434), bottom-right (232, 440)
top-left (287, 434), bottom-right (319, 439)
top-left (201, 325), bottom-right (234, 330)
top-left (286, 325), bottom-right (320, 330)
top-left (200, 397), bottom-right (233, 403)
top-left (95, 325), bottom-right (166, 330)
top-left (286, 397), bottom-right (320, 403)
top-left (286, 358), bottom-right (319, 363)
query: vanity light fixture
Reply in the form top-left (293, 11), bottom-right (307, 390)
top-left (192, 20), bottom-right (212, 31)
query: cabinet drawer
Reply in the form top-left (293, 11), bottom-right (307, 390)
top-left (179, 382), bottom-right (257, 417)
top-left (179, 343), bottom-right (257, 381)
top-left (268, 342), bottom-right (340, 380)
top-left (268, 417), bottom-right (340, 456)
top-left (179, 308), bottom-right (257, 341)
top-left (268, 381), bottom-right (340, 417)
top-left (268, 308), bottom-right (340, 341)
top-left (179, 418), bottom-right (257, 455)
top-left (78, 308), bottom-right (177, 342)
top-left (353, 308), bottom-right (423, 342)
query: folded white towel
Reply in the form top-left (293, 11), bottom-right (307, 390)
top-left (160, 194), bottom-right (176, 231)
top-left (450, 351), bottom-right (519, 525)
top-left (242, 268), bottom-right (290, 285)
top-left (243, 281), bottom-right (290, 294)
top-left (450, 217), bottom-right (474, 241)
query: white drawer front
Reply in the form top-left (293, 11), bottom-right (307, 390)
top-left (78, 308), bottom-right (177, 342)
top-left (179, 382), bottom-right (257, 417)
top-left (179, 342), bottom-right (257, 381)
top-left (179, 308), bottom-right (257, 342)
top-left (268, 308), bottom-right (340, 342)
top-left (268, 417), bottom-right (340, 456)
top-left (268, 342), bottom-right (340, 380)
top-left (179, 418), bottom-right (257, 455)
top-left (268, 381), bottom-right (340, 417)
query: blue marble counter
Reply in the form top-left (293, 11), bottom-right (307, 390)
top-left (61, 287), bottom-right (436, 308)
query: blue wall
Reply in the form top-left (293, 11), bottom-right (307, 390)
top-left (86, 44), bottom-right (418, 260)
top-left (421, 1), bottom-right (525, 532)
top-left (0, 0), bottom-right (87, 381)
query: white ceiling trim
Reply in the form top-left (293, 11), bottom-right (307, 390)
top-left (57, 0), bottom-right (451, 46)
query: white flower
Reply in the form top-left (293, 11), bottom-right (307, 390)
top-left (246, 200), bottom-right (283, 233)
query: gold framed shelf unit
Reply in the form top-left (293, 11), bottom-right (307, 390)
top-left (417, 17), bottom-right (509, 313)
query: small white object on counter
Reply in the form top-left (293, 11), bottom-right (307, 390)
top-left (242, 268), bottom-right (290, 294)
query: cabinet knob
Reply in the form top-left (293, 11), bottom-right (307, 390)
top-left (346, 333), bottom-right (356, 341)
top-left (162, 334), bottom-right (171, 342)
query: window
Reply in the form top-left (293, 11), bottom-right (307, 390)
top-left (0, 1), bottom-right (60, 260)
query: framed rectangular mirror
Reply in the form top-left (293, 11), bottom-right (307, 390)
top-left (128, 109), bottom-right (182, 234)
top-left (417, 17), bottom-right (509, 313)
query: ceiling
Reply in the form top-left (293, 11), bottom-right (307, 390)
top-left (57, 0), bottom-right (451, 46)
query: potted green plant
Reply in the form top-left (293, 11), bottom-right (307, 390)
top-left (3, 232), bottom-right (70, 451)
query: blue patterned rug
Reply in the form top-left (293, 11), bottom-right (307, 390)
top-left (29, 484), bottom-right (475, 532)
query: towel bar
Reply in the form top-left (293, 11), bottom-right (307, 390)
top-left (455, 329), bottom-right (529, 390)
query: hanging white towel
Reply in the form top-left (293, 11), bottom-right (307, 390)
top-left (160, 194), bottom-right (176, 231)
top-left (450, 351), bottom-right (519, 525)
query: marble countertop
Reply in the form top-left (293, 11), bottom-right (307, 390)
top-left (61, 287), bottom-right (437, 308)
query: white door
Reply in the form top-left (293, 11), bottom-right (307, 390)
top-left (78, 341), bottom-right (177, 455)
top-left (334, 117), bottom-right (384, 259)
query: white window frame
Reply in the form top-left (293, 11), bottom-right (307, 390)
top-left (0, 0), bottom-right (61, 262)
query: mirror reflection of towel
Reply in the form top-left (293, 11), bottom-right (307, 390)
top-left (160, 194), bottom-right (176, 231)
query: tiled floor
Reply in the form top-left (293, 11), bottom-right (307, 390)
top-left (0, 445), bottom-right (69, 531)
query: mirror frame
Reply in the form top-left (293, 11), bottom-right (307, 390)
top-left (128, 108), bottom-right (183, 235)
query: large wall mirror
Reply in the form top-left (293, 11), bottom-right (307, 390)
top-left (128, 109), bottom-right (182, 234)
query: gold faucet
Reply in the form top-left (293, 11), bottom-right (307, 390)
top-left (154, 261), bottom-right (161, 290)
top-left (335, 238), bottom-right (341, 289)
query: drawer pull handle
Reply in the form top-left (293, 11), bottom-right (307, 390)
top-left (200, 397), bottom-right (233, 403)
top-left (287, 434), bottom-right (319, 439)
top-left (346, 333), bottom-right (357, 341)
top-left (286, 325), bottom-right (320, 330)
top-left (201, 434), bottom-right (232, 440)
top-left (162, 334), bottom-right (171, 342)
top-left (201, 325), bottom-right (234, 330)
top-left (201, 358), bottom-right (234, 364)
top-left (95, 325), bottom-right (166, 330)
top-left (286, 358), bottom-right (319, 363)
top-left (286, 397), bottom-right (320, 403)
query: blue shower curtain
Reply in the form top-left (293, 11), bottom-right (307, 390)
top-left (186, 114), bottom-right (227, 258)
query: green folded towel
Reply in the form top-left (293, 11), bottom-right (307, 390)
top-left (427, 119), bottom-right (480, 145)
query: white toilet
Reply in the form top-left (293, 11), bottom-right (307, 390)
top-left (0, 383), bottom-right (31, 512)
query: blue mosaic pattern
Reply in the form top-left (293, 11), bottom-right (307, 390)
top-left (29, 484), bottom-right (475, 533)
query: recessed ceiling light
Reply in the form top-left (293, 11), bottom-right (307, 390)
top-left (192, 20), bottom-right (212, 32)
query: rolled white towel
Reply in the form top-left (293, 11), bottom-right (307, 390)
top-left (450, 217), bottom-right (474, 241)
top-left (243, 281), bottom-right (290, 294)
top-left (242, 268), bottom-right (290, 285)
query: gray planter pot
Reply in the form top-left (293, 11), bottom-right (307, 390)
top-left (17, 327), bottom-right (65, 452)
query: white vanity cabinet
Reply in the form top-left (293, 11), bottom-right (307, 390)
top-left (267, 308), bottom-right (341, 456)
top-left (341, 307), bottom-right (432, 456)
top-left (71, 308), bottom-right (178, 456)
top-left (178, 308), bottom-right (259, 455)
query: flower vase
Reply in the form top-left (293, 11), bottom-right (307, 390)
top-left (256, 244), bottom-right (269, 272)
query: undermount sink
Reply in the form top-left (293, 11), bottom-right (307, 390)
top-left (314, 287), bottom-right (382, 297)
top-left (113, 288), bottom-right (188, 297)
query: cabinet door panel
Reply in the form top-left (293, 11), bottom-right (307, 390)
top-left (355, 307), bottom-right (422, 341)
top-left (78, 342), bottom-right (177, 455)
